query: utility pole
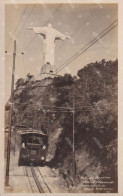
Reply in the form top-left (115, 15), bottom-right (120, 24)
top-left (5, 40), bottom-right (16, 186)
top-left (13, 127), bottom-right (16, 156)
top-left (72, 95), bottom-right (76, 184)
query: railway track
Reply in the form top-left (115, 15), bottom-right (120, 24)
top-left (24, 166), bottom-right (51, 193)
top-left (37, 166), bottom-right (52, 193)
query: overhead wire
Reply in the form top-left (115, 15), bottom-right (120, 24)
top-left (71, 7), bottom-right (99, 37)
top-left (56, 19), bottom-right (118, 73)
top-left (23, 4), bottom-right (62, 53)
top-left (31, 5), bottom-right (98, 78)
top-left (12, 7), bottom-right (117, 136)
top-left (16, 5), bottom-right (36, 39)
top-left (55, 6), bottom-right (99, 54)
top-left (9, 7), bottom-right (117, 111)
top-left (6, 5), bottom-right (28, 50)
top-left (54, 5), bottom-right (104, 73)
top-left (57, 19), bottom-right (118, 73)
top-left (20, 5), bottom-right (109, 78)
top-left (6, 4), bottom-right (36, 56)
top-left (21, 4), bottom-right (63, 80)
top-left (6, 5), bottom-right (37, 85)
top-left (23, 35), bottom-right (37, 52)
top-left (7, 5), bottom-right (117, 79)
top-left (14, 102), bottom-right (92, 110)
top-left (18, 4), bottom-right (62, 81)
top-left (71, 14), bottom-right (117, 73)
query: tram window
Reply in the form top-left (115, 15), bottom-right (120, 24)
top-left (27, 136), bottom-right (42, 144)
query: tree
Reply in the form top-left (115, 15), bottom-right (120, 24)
top-left (16, 78), bottom-right (25, 89)
top-left (52, 74), bottom-right (74, 87)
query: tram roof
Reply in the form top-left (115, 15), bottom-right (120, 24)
top-left (19, 129), bottom-right (47, 136)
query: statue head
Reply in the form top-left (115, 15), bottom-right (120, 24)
top-left (48, 23), bottom-right (52, 28)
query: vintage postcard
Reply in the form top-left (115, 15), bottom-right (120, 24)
top-left (0, 0), bottom-right (123, 195)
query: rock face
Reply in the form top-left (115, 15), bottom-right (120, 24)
top-left (5, 59), bottom-right (118, 193)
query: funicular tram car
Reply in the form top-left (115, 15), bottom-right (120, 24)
top-left (18, 130), bottom-right (48, 166)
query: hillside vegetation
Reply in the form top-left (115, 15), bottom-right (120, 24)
top-left (6, 59), bottom-right (118, 192)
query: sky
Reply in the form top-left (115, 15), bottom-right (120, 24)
top-left (5, 3), bottom-right (118, 102)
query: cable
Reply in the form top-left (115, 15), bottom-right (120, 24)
top-left (71, 7), bottom-right (99, 37)
top-left (6, 5), bottom-right (28, 50)
top-left (22, 3), bottom-right (98, 76)
top-left (56, 19), bottom-right (118, 73)
top-left (6, 5), bottom-right (35, 54)
top-left (44, 3), bottom-right (62, 26)
top-left (55, 5), bottom-right (108, 74)
top-left (22, 5), bottom-right (103, 77)
top-left (16, 5), bottom-right (36, 39)
top-left (57, 19), bottom-right (118, 73)
top-left (23, 35), bottom-right (37, 52)
top-left (14, 102), bottom-right (92, 110)
top-left (55, 6), bottom-right (116, 74)
top-left (23, 4), bottom-right (62, 53)
top-left (55, 6), bottom-right (99, 52)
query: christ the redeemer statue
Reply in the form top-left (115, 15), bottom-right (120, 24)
top-left (27, 24), bottom-right (70, 75)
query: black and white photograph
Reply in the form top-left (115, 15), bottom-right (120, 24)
top-left (2, 1), bottom-right (119, 193)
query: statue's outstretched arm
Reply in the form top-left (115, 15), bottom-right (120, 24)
top-left (55, 30), bottom-right (71, 40)
top-left (27, 27), bottom-right (46, 37)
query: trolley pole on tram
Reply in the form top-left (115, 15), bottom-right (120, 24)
top-left (5, 40), bottom-right (16, 186)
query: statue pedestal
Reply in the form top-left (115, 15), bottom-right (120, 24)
top-left (40, 63), bottom-right (56, 79)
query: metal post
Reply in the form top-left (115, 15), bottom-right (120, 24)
top-left (47, 112), bottom-right (50, 135)
top-left (72, 96), bottom-right (76, 184)
top-left (13, 128), bottom-right (16, 156)
top-left (5, 40), bottom-right (16, 186)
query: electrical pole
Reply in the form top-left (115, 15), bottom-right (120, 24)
top-left (5, 40), bottom-right (16, 186)
top-left (13, 127), bottom-right (16, 156)
top-left (72, 95), bottom-right (76, 184)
